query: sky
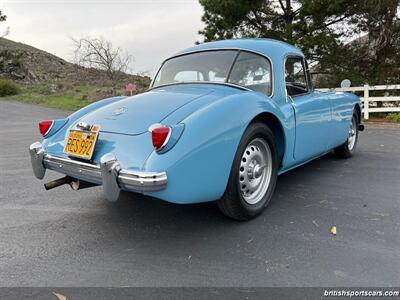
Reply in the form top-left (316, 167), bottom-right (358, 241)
top-left (1, 0), bottom-right (204, 77)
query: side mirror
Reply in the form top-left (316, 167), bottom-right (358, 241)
top-left (340, 79), bottom-right (351, 88)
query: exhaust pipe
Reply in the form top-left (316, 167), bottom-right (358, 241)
top-left (44, 176), bottom-right (97, 191)
top-left (70, 180), bottom-right (97, 190)
top-left (44, 176), bottom-right (73, 190)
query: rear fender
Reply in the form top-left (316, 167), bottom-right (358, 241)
top-left (144, 92), bottom-right (286, 204)
top-left (44, 118), bottom-right (68, 138)
top-left (328, 92), bottom-right (361, 148)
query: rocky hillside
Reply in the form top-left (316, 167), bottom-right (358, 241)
top-left (0, 37), bottom-right (150, 89)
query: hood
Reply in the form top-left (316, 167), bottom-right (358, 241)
top-left (76, 85), bottom-right (221, 135)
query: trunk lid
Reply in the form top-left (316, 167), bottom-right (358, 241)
top-left (77, 86), bottom-right (214, 135)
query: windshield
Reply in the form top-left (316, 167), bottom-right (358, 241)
top-left (152, 50), bottom-right (272, 95)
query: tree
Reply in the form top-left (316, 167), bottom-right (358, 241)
top-left (198, 0), bottom-right (400, 87)
top-left (356, 0), bottom-right (400, 85)
top-left (199, 1), bottom-right (361, 66)
top-left (315, 0), bottom-right (400, 86)
top-left (72, 36), bottom-right (132, 93)
top-left (0, 10), bottom-right (6, 22)
top-left (0, 10), bottom-right (9, 37)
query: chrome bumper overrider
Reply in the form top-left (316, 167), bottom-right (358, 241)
top-left (29, 142), bottom-right (167, 201)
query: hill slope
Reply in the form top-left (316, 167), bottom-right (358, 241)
top-left (0, 37), bottom-right (150, 88)
top-left (0, 38), bottom-right (76, 82)
top-left (0, 38), bottom-right (151, 109)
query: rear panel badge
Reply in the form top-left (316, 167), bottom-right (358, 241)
top-left (105, 107), bottom-right (128, 120)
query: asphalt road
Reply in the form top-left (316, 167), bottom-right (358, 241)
top-left (0, 100), bottom-right (399, 287)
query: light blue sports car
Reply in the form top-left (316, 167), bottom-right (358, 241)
top-left (29, 39), bottom-right (363, 220)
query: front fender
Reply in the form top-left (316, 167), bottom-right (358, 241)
top-left (144, 92), bottom-right (286, 204)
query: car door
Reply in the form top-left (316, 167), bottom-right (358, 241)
top-left (286, 56), bottom-right (332, 162)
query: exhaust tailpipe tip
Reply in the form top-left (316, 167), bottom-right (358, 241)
top-left (69, 180), bottom-right (97, 191)
top-left (44, 176), bottom-right (73, 190)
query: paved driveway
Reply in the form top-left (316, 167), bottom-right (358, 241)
top-left (0, 100), bottom-right (399, 287)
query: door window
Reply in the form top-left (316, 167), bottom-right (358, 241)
top-left (285, 57), bottom-right (309, 96)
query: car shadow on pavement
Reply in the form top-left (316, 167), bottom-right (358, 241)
top-left (59, 151), bottom-right (359, 262)
top-left (99, 152), bottom-right (335, 230)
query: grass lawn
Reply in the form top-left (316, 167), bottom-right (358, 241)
top-left (5, 93), bottom-right (90, 110)
top-left (1, 82), bottom-right (127, 111)
top-left (4, 93), bottom-right (91, 111)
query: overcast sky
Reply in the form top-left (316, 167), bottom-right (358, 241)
top-left (1, 0), bottom-right (204, 77)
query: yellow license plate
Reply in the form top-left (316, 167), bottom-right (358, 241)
top-left (64, 129), bottom-right (99, 160)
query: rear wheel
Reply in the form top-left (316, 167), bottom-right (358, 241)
top-left (334, 112), bottom-right (359, 158)
top-left (218, 122), bottom-right (278, 221)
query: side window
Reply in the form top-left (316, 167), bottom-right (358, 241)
top-left (285, 57), bottom-right (309, 96)
top-left (228, 52), bottom-right (272, 96)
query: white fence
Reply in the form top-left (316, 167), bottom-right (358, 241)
top-left (317, 84), bottom-right (400, 119)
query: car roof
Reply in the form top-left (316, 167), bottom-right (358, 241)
top-left (172, 38), bottom-right (304, 61)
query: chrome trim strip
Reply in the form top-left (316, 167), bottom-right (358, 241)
top-left (43, 120), bottom-right (54, 137)
top-left (29, 142), bottom-right (168, 197)
top-left (150, 47), bottom-right (274, 97)
top-left (149, 81), bottom-right (251, 92)
top-left (147, 124), bottom-right (172, 152)
top-left (159, 126), bottom-right (172, 151)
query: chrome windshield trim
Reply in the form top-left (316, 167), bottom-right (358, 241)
top-left (148, 81), bottom-right (251, 92)
top-left (150, 47), bottom-right (274, 97)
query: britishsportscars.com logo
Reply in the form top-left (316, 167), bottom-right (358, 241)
top-left (324, 289), bottom-right (400, 298)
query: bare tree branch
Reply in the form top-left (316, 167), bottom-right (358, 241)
top-left (313, 15), bottom-right (349, 32)
top-left (278, 0), bottom-right (286, 15)
top-left (71, 36), bottom-right (132, 94)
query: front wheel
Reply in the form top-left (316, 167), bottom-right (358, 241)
top-left (334, 112), bottom-right (359, 158)
top-left (218, 122), bottom-right (278, 221)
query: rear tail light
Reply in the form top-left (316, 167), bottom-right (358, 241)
top-left (150, 124), bottom-right (171, 151)
top-left (39, 120), bottom-right (54, 137)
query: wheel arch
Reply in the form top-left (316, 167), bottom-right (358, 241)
top-left (354, 103), bottom-right (362, 122)
top-left (250, 112), bottom-right (286, 166)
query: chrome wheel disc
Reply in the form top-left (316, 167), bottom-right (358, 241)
top-left (239, 138), bottom-right (272, 205)
top-left (348, 117), bottom-right (357, 151)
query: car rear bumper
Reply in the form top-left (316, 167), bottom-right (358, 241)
top-left (29, 142), bottom-right (167, 201)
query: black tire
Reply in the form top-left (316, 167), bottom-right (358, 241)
top-left (334, 112), bottom-right (359, 158)
top-left (218, 122), bottom-right (278, 221)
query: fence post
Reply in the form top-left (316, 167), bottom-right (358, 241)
top-left (364, 84), bottom-right (369, 120)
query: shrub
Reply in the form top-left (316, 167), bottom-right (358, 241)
top-left (0, 79), bottom-right (20, 96)
top-left (386, 113), bottom-right (400, 122)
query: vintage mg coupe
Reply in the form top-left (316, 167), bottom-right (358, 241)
top-left (29, 39), bottom-right (363, 220)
